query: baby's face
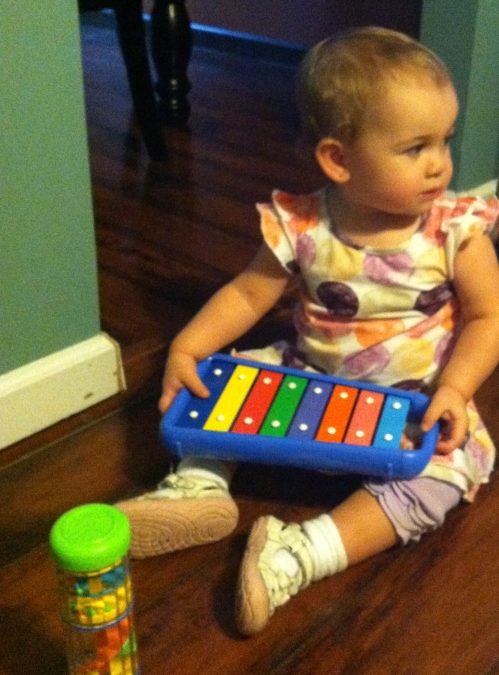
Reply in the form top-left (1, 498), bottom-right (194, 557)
top-left (340, 76), bottom-right (458, 219)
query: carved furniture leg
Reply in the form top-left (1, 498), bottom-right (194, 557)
top-left (114, 0), bottom-right (167, 159)
top-left (151, 0), bottom-right (192, 125)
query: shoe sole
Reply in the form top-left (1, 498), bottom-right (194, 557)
top-left (235, 515), bottom-right (272, 636)
top-left (117, 496), bottom-right (239, 559)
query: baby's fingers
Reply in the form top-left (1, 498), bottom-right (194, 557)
top-left (158, 389), bottom-right (177, 415)
top-left (420, 401), bottom-right (442, 433)
top-left (434, 413), bottom-right (467, 454)
top-left (183, 372), bottom-right (211, 400)
top-left (420, 385), bottom-right (469, 455)
top-left (159, 370), bottom-right (210, 415)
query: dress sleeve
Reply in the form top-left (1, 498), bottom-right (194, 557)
top-left (258, 189), bottom-right (323, 275)
top-left (442, 195), bottom-right (499, 277)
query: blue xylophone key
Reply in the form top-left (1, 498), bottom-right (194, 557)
top-left (175, 359), bottom-right (235, 429)
top-left (287, 380), bottom-right (334, 439)
top-left (373, 394), bottom-right (410, 448)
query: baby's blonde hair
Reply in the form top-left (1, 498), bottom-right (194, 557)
top-left (297, 27), bottom-right (452, 144)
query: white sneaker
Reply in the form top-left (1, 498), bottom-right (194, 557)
top-left (141, 473), bottom-right (231, 500)
top-left (236, 515), bottom-right (315, 635)
top-left (116, 472), bottom-right (239, 559)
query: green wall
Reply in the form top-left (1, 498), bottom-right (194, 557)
top-left (0, 0), bottom-right (100, 374)
top-left (421, 0), bottom-right (499, 191)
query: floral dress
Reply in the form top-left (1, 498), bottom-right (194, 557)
top-left (256, 188), bottom-right (498, 501)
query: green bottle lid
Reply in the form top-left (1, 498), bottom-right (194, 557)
top-left (50, 503), bottom-right (131, 572)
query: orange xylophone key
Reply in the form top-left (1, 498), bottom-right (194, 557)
top-left (315, 385), bottom-right (358, 443)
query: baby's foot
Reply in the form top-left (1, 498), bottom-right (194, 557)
top-left (116, 473), bottom-right (238, 559)
top-left (235, 515), bottom-right (315, 635)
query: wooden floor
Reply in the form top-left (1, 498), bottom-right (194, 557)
top-left (1, 20), bottom-right (498, 675)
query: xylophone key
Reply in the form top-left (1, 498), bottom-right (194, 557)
top-left (259, 374), bottom-right (308, 437)
top-left (204, 365), bottom-right (259, 432)
top-left (344, 390), bottom-right (385, 446)
top-left (315, 385), bottom-right (359, 443)
top-left (373, 394), bottom-right (410, 448)
top-left (287, 381), bottom-right (334, 439)
top-left (232, 369), bottom-right (284, 434)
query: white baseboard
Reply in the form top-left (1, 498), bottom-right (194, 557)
top-left (0, 333), bottom-right (126, 450)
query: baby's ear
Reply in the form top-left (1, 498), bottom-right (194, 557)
top-left (315, 138), bottom-right (350, 183)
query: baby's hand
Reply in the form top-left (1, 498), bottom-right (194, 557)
top-left (420, 384), bottom-right (469, 455)
top-left (158, 351), bottom-right (210, 414)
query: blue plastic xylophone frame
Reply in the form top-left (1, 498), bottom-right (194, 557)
top-left (160, 353), bottom-right (439, 480)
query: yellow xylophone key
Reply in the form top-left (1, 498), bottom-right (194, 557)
top-left (203, 365), bottom-right (259, 431)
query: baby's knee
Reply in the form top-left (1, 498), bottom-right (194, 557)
top-left (364, 476), bottom-right (462, 545)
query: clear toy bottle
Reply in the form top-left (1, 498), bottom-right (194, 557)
top-left (50, 503), bottom-right (140, 674)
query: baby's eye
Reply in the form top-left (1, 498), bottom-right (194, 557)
top-left (405, 144), bottom-right (424, 157)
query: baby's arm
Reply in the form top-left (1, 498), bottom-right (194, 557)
top-left (421, 233), bottom-right (499, 453)
top-left (159, 244), bottom-right (290, 413)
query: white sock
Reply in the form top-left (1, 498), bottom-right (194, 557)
top-left (302, 514), bottom-right (348, 581)
top-left (176, 457), bottom-right (231, 491)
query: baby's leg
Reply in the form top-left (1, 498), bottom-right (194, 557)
top-left (236, 478), bottom-right (461, 635)
top-left (327, 488), bottom-right (397, 564)
top-left (116, 457), bottom-right (238, 559)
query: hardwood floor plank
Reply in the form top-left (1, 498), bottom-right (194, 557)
top-left (0, 398), bottom-right (168, 566)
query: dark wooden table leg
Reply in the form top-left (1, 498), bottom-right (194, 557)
top-left (151, 0), bottom-right (192, 126)
top-left (114, 0), bottom-right (168, 159)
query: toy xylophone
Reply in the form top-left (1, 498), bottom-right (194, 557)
top-left (160, 354), bottom-right (439, 479)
